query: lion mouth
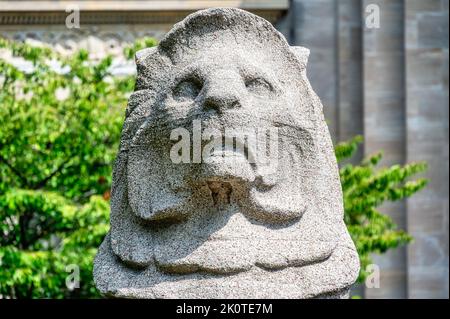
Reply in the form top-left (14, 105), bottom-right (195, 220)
top-left (207, 180), bottom-right (233, 205)
top-left (191, 149), bottom-right (257, 186)
top-left (189, 139), bottom-right (279, 189)
top-left (208, 136), bottom-right (252, 158)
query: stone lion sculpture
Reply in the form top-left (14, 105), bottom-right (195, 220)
top-left (94, 7), bottom-right (360, 298)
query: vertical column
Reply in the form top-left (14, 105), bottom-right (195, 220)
top-left (362, 0), bottom-right (407, 298)
top-left (405, 0), bottom-right (449, 299)
top-left (278, 0), bottom-right (364, 146)
top-left (336, 0), bottom-right (364, 296)
top-left (285, 0), bottom-right (339, 141)
top-left (337, 0), bottom-right (364, 146)
top-left (336, 0), bottom-right (365, 297)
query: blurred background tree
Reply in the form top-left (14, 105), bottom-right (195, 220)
top-left (335, 136), bottom-right (427, 282)
top-left (0, 37), bottom-right (155, 298)
top-left (0, 38), bottom-right (426, 298)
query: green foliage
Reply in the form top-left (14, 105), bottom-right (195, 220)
top-left (0, 37), bottom-right (155, 298)
top-left (123, 37), bottom-right (158, 60)
top-left (335, 136), bottom-right (427, 282)
top-left (0, 38), bottom-right (427, 298)
top-left (0, 38), bottom-right (127, 200)
top-left (0, 192), bottom-right (108, 298)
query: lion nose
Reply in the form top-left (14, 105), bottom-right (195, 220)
top-left (203, 70), bottom-right (242, 112)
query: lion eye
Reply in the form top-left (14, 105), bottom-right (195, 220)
top-left (173, 79), bottom-right (202, 102)
top-left (245, 77), bottom-right (273, 96)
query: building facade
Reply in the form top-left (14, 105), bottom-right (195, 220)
top-left (0, 0), bottom-right (448, 298)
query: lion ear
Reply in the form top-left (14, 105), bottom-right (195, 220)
top-left (290, 46), bottom-right (310, 71)
top-left (135, 47), bottom-right (157, 67)
top-left (134, 47), bottom-right (158, 91)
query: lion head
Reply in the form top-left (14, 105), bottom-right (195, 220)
top-left (94, 7), bottom-right (359, 299)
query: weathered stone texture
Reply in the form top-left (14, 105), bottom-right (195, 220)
top-left (93, 7), bottom-right (359, 299)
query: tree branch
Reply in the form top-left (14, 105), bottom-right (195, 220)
top-left (0, 154), bottom-right (30, 187)
top-left (32, 158), bottom-right (71, 190)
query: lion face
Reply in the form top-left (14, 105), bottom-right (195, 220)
top-left (123, 42), bottom-right (336, 271)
